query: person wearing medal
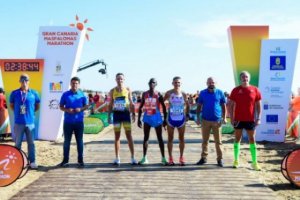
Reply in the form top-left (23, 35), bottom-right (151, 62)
top-left (108, 73), bottom-right (137, 166)
top-left (9, 74), bottom-right (40, 169)
top-left (137, 78), bottom-right (168, 165)
top-left (164, 76), bottom-right (190, 166)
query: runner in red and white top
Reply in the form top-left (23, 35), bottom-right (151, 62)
top-left (137, 78), bottom-right (168, 165)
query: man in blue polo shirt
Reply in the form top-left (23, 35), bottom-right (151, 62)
top-left (59, 77), bottom-right (89, 167)
top-left (10, 74), bottom-right (40, 169)
top-left (196, 77), bottom-right (226, 167)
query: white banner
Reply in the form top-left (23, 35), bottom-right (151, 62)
top-left (36, 26), bottom-right (85, 141)
top-left (257, 39), bottom-right (298, 142)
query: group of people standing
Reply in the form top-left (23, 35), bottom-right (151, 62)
top-left (10, 70), bottom-right (261, 171)
top-left (106, 71), bottom-right (261, 171)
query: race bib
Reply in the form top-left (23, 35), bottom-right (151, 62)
top-left (145, 98), bottom-right (157, 115)
top-left (113, 98), bottom-right (126, 111)
top-left (170, 104), bottom-right (184, 121)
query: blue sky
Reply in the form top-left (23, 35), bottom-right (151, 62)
top-left (1, 0), bottom-right (300, 94)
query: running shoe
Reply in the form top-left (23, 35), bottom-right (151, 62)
top-left (196, 158), bottom-right (207, 165)
top-left (138, 157), bottom-right (149, 165)
top-left (30, 162), bottom-right (38, 169)
top-left (131, 158), bottom-right (138, 165)
top-left (252, 162), bottom-right (261, 171)
top-left (168, 157), bottom-right (175, 166)
top-left (179, 157), bottom-right (186, 166)
top-left (58, 160), bottom-right (69, 167)
top-left (161, 157), bottom-right (168, 166)
top-left (233, 160), bottom-right (239, 168)
top-left (113, 158), bottom-right (121, 166)
top-left (78, 161), bottom-right (85, 168)
top-left (217, 159), bottom-right (224, 167)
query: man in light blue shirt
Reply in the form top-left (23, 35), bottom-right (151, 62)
top-left (196, 77), bottom-right (226, 167)
top-left (10, 74), bottom-right (40, 169)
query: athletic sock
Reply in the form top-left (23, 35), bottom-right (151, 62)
top-left (250, 143), bottom-right (258, 163)
top-left (234, 142), bottom-right (240, 161)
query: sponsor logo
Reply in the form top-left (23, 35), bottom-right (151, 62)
top-left (48, 99), bottom-right (60, 109)
top-left (261, 129), bottom-right (281, 135)
top-left (49, 81), bottom-right (63, 92)
top-left (263, 102), bottom-right (269, 110)
top-left (294, 176), bottom-right (300, 182)
top-left (54, 64), bottom-right (64, 76)
top-left (270, 72), bottom-right (285, 81)
top-left (264, 86), bottom-right (284, 94)
top-left (0, 145), bottom-right (25, 187)
top-left (264, 86), bottom-right (284, 98)
top-left (268, 104), bottom-right (283, 110)
top-left (270, 47), bottom-right (286, 54)
top-left (266, 114), bottom-right (278, 124)
top-left (56, 64), bottom-right (61, 73)
top-left (270, 56), bottom-right (286, 70)
top-left (263, 102), bottom-right (283, 110)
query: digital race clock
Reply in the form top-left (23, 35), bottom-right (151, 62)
top-left (4, 62), bottom-right (40, 71)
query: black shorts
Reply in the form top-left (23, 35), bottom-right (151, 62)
top-left (233, 121), bottom-right (256, 131)
top-left (113, 111), bottom-right (131, 123)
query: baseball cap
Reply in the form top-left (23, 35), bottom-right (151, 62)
top-left (20, 74), bottom-right (30, 82)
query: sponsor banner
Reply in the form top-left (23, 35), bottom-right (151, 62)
top-left (0, 59), bottom-right (44, 139)
top-left (0, 144), bottom-right (27, 187)
top-left (257, 39), bottom-right (298, 142)
top-left (36, 26), bottom-right (85, 140)
top-left (228, 26), bottom-right (269, 86)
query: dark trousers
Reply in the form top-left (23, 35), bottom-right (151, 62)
top-left (63, 122), bottom-right (84, 163)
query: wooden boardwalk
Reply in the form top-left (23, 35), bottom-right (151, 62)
top-left (11, 122), bottom-right (281, 200)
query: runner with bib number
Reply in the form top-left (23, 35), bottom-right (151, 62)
top-left (164, 76), bottom-right (189, 166)
top-left (108, 73), bottom-right (137, 166)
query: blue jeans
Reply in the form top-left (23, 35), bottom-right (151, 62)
top-left (14, 124), bottom-right (35, 163)
top-left (63, 122), bottom-right (84, 163)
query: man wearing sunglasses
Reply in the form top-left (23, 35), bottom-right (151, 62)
top-left (137, 78), bottom-right (168, 165)
top-left (10, 74), bottom-right (40, 169)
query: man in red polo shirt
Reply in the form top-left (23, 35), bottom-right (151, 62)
top-left (229, 71), bottom-right (262, 171)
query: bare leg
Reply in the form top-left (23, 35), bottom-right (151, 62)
top-left (114, 131), bottom-right (121, 159)
top-left (155, 125), bottom-right (165, 158)
top-left (125, 130), bottom-right (135, 158)
top-left (167, 125), bottom-right (175, 159)
top-left (143, 123), bottom-right (151, 157)
top-left (178, 125), bottom-right (186, 157)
